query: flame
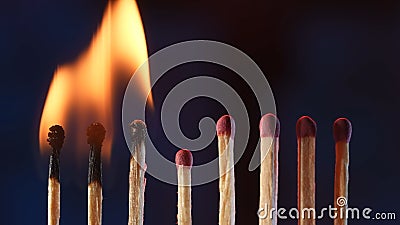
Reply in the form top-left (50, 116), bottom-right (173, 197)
top-left (39, 0), bottom-right (152, 160)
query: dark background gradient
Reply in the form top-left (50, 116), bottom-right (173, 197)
top-left (1, 0), bottom-right (400, 224)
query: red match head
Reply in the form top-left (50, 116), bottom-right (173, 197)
top-left (333, 118), bottom-right (352, 143)
top-left (259, 113), bottom-right (280, 138)
top-left (296, 116), bottom-right (316, 138)
top-left (216, 115), bottom-right (235, 137)
top-left (175, 149), bottom-right (193, 168)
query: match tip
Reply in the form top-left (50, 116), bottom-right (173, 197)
top-left (130, 120), bottom-right (147, 141)
top-left (333, 118), bottom-right (352, 143)
top-left (87, 122), bottom-right (106, 146)
top-left (260, 113), bottom-right (280, 137)
top-left (216, 115), bottom-right (235, 137)
top-left (296, 116), bottom-right (316, 138)
top-left (129, 120), bottom-right (147, 154)
top-left (175, 149), bottom-right (193, 168)
top-left (47, 125), bottom-right (65, 150)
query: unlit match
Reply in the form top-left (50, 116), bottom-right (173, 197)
top-left (47, 125), bottom-right (65, 225)
top-left (87, 122), bottom-right (106, 225)
top-left (176, 149), bottom-right (193, 225)
top-left (128, 120), bottom-right (147, 225)
top-left (217, 115), bottom-right (236, 225)
top-left (296, 116), bottom-right (316, 225)
top-left (259, 114), bottom-right (280, 225)
top-left (333, 118), bottom-right (352, 225)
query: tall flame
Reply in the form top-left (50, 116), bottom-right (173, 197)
top-left (39, 0), bottom-right (152, 160)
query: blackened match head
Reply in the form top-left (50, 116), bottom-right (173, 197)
top-left (130, 120), bottom-right (147, 141)
top-left (175, 149), bottom-right (193, 168)
top-left (87, 122), bottom-right (106, 146)
top-left (216, 115), bottom-right (235, 137)
top-left (296, 116), bottom-right (316, 138)
top-left (333, 118), bottom-right (352, 143)
top-left (47, 125), bottom-right (65, 150)
top-left (260, 113), bottom-right (280, 138)
top-left (129, 120), bottom-right (147, 154)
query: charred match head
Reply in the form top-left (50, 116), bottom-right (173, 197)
top-left (130, 120), bottom-right (147, 149)
top-left (47, 125), bottom-right (65, 151)
top-left (175, 149), bottom-right (193, 168)
top-left (87, 122), bottom-right (105, 185)
top-left (296, 116), bottom-right (316, 138)
top-left (333, 118), bottom-right (352, 143)
top-left (260, 113), bottom-right (280, 138)
top-left (216, 115), bottom-right (235, 137)
top-left (87, 122), bottom-right (106, 146)
top-left (47, 125), bottom-right (64, 181)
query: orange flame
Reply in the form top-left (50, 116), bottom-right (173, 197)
top-left (39, 0), bottom-right (152, 160)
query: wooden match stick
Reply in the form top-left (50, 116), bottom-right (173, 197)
top-left (47, 125), bottom-right (65, 225)
top-left (216, 115), bottom-right (236, 225)
top-left (296, 116), bottom-right (316, 225)
top-left (333, 118), bottom-right (352, 225)
top-left (128, 120), bottom-right (147, 225)
top-left (175, 149), bottom-right (193, 225)
top-left (259, 114), bottom-right (280, 225)
top-left (87, 122), bottom-right (106, 225)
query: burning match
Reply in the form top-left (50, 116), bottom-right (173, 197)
top-left (217, 115), bottom-right (236, 225)
top-left (333, 118), bottom-right (352, 225)
top-left (87, 122), bottom-right (106, 225)
top-left (259, 114), bottom-right (280, 225)
top-left (175, 149), bottom-right (193, 225)
top-left (296, 116), bottom-right (316, 225)
top-left (47, 125), bottom-right (65, 225)
top-left (128, 120), bottom-right (147, 225)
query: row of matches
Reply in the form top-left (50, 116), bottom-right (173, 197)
top-left (46, 114), bottom-right (352, 225)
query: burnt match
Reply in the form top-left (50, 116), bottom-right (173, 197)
top-left (259, 114), bottom-right (280, 225)
top-left (87, 122), bottom-right (106, 225)
top-left (128, 120), bottom-right (147, 225)
top-left (217, 115), bottom-right (236, 225)
top-left (333, 118), bottom-right (352, 225)
top-left (296, 116), bottom-right (316, 225)
top-left (175, 149), bottom-right (193, 225)
top-left (47, 125), bottom-right (65, 225)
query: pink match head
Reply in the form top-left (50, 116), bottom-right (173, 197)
top-left (216, 115), bottom-right (235, 137)
top-left (259, 113), bottom-right (280, 138)
top-left (175, 149), bottom-right (193, 168)
top-left (296, 116), bottom-right (316, 138)
top-left (333, 118), bottom-right (352, 143)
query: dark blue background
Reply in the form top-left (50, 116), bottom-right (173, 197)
top-left (1, 0), bottom-right (399, 224)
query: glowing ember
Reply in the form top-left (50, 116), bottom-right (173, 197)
top-left (39, 0), bottom-right (152, 160)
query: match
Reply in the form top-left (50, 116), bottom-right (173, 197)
top-left (333, 118), bottom-right (352, 225)
top-left (47, 125), bottom-right (65, 225)
top-left (216, 115), bottom-right (236, 225)
top-left (87, 122), bottom-right (106, 225)
top-left (128, 120), bottom-right (147, 225)
top-left (259, 113), bottom-right (280, 225)
top-left (296, 116), bottom-right (316, 225)
top-left (175, 149), bottom-right (193, 225)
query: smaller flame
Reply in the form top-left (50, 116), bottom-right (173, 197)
top-left (39, 0), bottom-right (152, 160)
top-left (39, 67), bottom-right (72, 151)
